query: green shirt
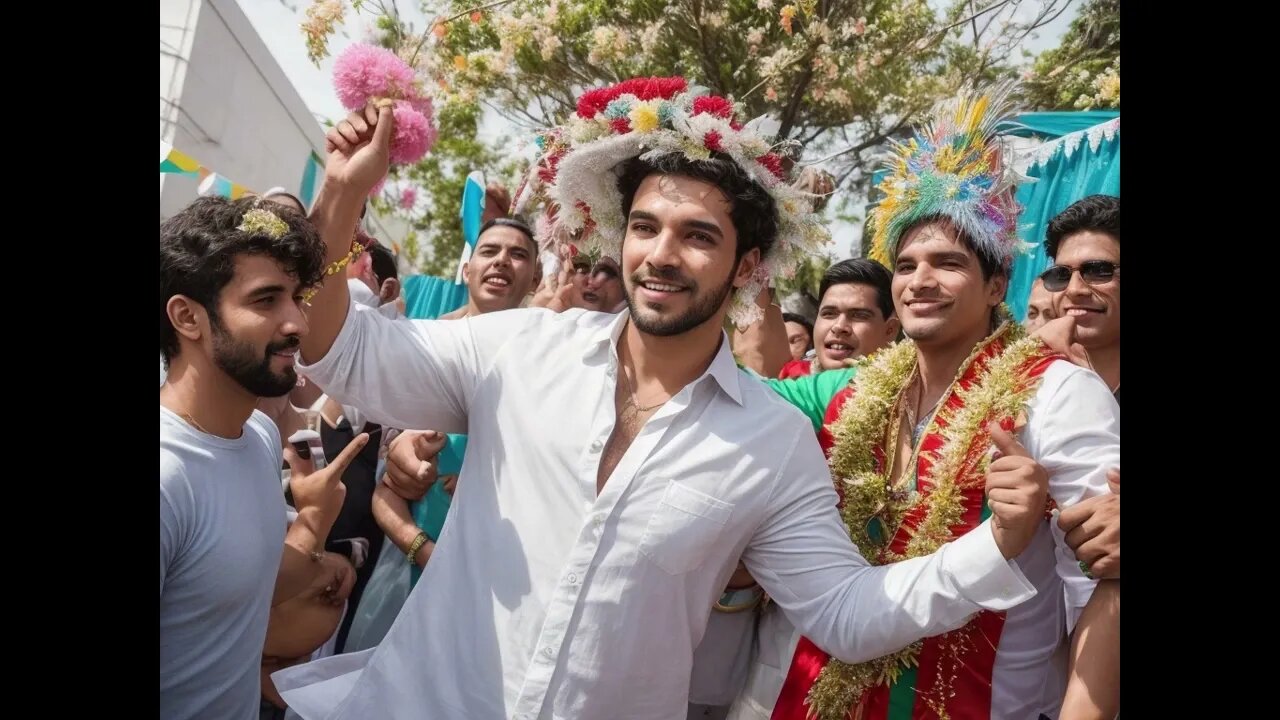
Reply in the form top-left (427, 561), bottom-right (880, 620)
top-left (755, 367), bottom-right (856, 431)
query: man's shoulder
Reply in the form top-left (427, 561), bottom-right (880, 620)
top-left (1024, 358), bottom-right (1119, 455)
top-left (736, 369), bottom-right (817, 433)
top-left (246, 410), bottom-right (283, 457)
top-left (1035, 358), bottom-right (1111, 401)
top-left (470, 306), bottom-right (615, 334)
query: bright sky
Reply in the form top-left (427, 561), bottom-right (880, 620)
top-left (239, 0), bottom-right (1081, 258)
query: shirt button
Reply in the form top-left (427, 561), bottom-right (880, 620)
top-left (593, 514), bottom-right (604, 526)
top-left (590, 439), bottom-right (603, 452)
top-left (567, 573), bottom-right (578, 584)
top-left (543, 647), bottom-right (555, 658)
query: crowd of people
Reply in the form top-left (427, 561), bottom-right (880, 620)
top-left (160, 78), bottom-right (1120, 720)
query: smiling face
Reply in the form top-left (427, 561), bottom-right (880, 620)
top-left (620, 173), bottom-right (758, 337)
top-left (891, 221), bottom-right (1006, 349)
top-left (811, 282), bottom-right (899, 368)
top-left (1049, 230), bottom-right (1120, 350)
top-left (204, 254), bottom-right (310, 397)
top-left (462, 225), bottom-right (538, 312)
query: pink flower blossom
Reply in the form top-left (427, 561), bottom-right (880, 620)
top-left (400, 187), bottom-right (418, 210)
top-left (333, 43), bottom-right (417, 109)
top-left (390, 101), bottom-right (437, 165)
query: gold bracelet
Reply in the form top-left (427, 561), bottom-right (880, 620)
top-left (325, 239), bottom-right (365, 277)
top-left (302, 240), bottom-right (366, 303)
top-left (406, 531), bottom-right (429, 564)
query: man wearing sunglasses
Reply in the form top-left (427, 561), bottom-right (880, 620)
top-left (1043, 195), bottom-right (1121, 719)
top-left (1041, 195), bottom-right (1121, 404)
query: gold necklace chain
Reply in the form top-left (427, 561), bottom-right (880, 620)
top-left (621, 362), bottom-right (669, 412)
top-left (180, 413), bottom-right (213, 435)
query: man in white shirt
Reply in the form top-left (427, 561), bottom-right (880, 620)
top-left (273, 83), bottom-right (1051, 720)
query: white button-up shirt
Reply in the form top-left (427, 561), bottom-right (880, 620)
top-left (275, 304), bottom-right (1035, 720)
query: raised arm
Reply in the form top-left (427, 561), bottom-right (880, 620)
top-left (300, 103), bottom-right (394, 364)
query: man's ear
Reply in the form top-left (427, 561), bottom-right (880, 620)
top-left (168, 294), bottom-right (208, 343)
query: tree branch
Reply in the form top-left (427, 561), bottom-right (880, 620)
top-left (800, 106), bottom-right (923, 166)
top-left (409, 0), bottom-right (518, 67)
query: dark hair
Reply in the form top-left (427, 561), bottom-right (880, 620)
top-left (160, 196), bottom-right (325, 364)
top-left (1046, 195), bottom-right (1120, 259)
top-left (898, 215), bottom-right (1004, 281)
top-left (367, 242), bottom-right (398, 285)
top-left (781, 312), bottom-right (813, 335)
top-left (616, 153), bottom-right (779, 262)
top-left (478, 217), bottom-right (536, 248)
top-left (819, 258), bottom-right (895, 319)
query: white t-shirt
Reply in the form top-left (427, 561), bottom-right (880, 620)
top-left (160, 406), bottom-right (287, 720)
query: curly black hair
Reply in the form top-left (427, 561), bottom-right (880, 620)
top-left (160, 196), bottom-right (325, 363)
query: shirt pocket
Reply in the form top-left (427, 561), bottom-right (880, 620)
top-left (638, 479), bottom-right (735, 575)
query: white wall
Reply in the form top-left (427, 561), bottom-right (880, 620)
top-left (158, 0), bottom-right (407, 261)
top-left (161, 0), bottom-right (329, 220)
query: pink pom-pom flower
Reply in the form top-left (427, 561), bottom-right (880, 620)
top-left (390, 101), bottom-right (437, 165)
top-left (333, 43), bottom-right (438, 177)
top-left (332, 43), bottom-right (417, 110)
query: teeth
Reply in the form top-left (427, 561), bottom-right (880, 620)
top-left (486, 277), bottom-right (509, 286)
top-left (644, 282), bottom-right (681, 292)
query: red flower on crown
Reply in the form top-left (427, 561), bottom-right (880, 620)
top-left (576, 76), bottom-right (689, 118)
top-left (693, 95), bottom-right (734, 119)
top-left (757, 153), bottom-right (785, 180)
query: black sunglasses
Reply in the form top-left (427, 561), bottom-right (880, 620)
top-left (1039, 260), bottom-right (1119, 292)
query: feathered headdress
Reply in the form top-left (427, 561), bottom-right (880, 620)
top-left (513, 76), bottom-right (831, 327)
top-left (868, 83), bottom-right (1030, 268)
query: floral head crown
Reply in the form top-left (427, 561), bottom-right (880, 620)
top-left (514, 76), bottom-right (831, 327)
top-left (868, 83), bottom-right (1030, 269)
top-left (237, 204), bottom-right (289, 239)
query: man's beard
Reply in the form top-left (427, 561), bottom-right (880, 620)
top-left (625, 265), bottom-right (735, 337)
top-left (210, 316), bottom-right (300, 397)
